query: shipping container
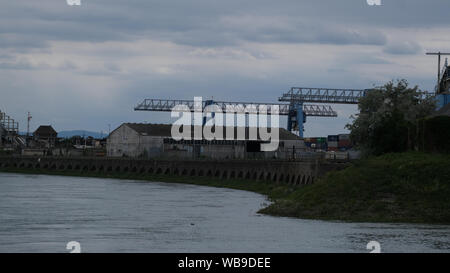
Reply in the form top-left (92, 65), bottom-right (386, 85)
top-left (338, 134), bottom-right (350, 141)
top-left (328, 141), bottom-right (338, 148)
top-left (327, 135), bottom-right (338, 142)
top-left (338, 139), bottom-right (352, 148)
top-left (304, 137), bottom-right (328, 150)
top-left (316, 142), bottom-right (327, 150)
top-left (327, 147), bottom-right (339, 152)
top-left (317, 137), bottom-right (326, 143)
top-left (306, 137), bottom-right (326, 143)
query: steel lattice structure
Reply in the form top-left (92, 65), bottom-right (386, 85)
top-left (135, 99), bottom-right (337, 117)
top-left (279, 87), bottom-right (368, 104)
top-left (0, 110), bottom-right (19, 135)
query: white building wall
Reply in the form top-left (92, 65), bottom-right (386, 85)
top-left (201, 144), bottom-right (245, 159)
top-left (139, 135), bottom-right (165, 157)
top-left (107, 124), bottom-right (166, 158)
top-left (107, 124), bottom-right (306, 159)
top-left (107, 124), bottom-right (139, 157)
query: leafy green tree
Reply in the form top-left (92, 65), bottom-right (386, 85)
top-left (346, 80), bottom-right (435, 156)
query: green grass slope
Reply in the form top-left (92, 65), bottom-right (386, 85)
top-left (261, 152), bottom-right (450, 223)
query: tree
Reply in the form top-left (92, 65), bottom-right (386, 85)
top-left (346, 80), bottom-right (436, 156)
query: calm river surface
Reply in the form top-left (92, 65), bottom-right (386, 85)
top-left (0, 172), bottom-right (449, 253)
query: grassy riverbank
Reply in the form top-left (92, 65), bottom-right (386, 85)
top-left (261, 152), bottom-right (450, 224)
top-left (0, 167), bottom-right (297, 204)
top-left (1, 152), bottom-right (449, 224)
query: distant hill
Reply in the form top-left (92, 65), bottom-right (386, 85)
top-left (58, 130), bottom-right (106, 139)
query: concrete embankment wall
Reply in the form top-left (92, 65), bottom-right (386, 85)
top-left (0, 156), bottom-right (348, 186)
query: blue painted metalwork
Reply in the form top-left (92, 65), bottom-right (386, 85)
top-left (436, 94), bottom-right (450, 110)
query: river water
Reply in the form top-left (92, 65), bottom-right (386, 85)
top-left (0, 172), bottom-right (449, 253)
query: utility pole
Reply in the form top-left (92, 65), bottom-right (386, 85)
top-left (26, 112), bottom-right (32, 147)
top-left (27, 112), bottom-right (32, 137)
top-left (426, 52), bottom-right (450, 94)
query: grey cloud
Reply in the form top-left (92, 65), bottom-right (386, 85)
top-left (313, 27), bottom-right (387, 46)
top-left (104, 63), bottom-right (122, 73)
top-left (383, 41), bottom-right (423, 55)
top-left (59, 61), bottom-right (78, 70)
top-left (167, 18), bottom-right (388, 47)
top-left (0, 61), bottom-right (35, 70)
top-left (189, 48), bottom-right (273, 60)
top-left (170, 30), bottom-right (240, 47)
top-left (334, 53), bottom-right (392, 65)
top-left (0, 57), bottom-right (54, 70)
top-left (0, 34), bottom-right (50, 51)
top-left (0, 53), bottom-right (15, 61)
top-left (0, 58), bottom-right (73, 71)
top-left (1, 0), bottom-right (448, 136)
top-left (4, 0), bottom-right (447, 50)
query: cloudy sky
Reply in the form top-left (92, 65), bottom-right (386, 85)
top-left (1, 0), bottom-right (449, 137)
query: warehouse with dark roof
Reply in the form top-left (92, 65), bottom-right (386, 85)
top-left (107, 123), bottom-right (305, 159)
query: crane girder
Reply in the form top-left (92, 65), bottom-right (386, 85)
top-left (134, 99), bottom-right (337, 117)
top-left (279, 87), bottom-right (368, 104)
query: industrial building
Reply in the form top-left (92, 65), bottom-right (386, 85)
top-left (107, 123), bottom-right (305, 159)
top-left (33, 125), bottom-right (58, 148)
top-left (437, 59), bottom-right (450, 109)
top-left (0, 110), bottom-right (22, 148)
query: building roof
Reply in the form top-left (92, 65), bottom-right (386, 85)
top-left (34, 125), bottom-right (57, 136)
top-left (121, 123), bottom-right (302, 141)
top-left (125, 123), bottom-right (173, 137)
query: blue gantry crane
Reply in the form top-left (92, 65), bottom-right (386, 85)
top-left (134, 98), bottom-right (338, 138)
top-left (278, 87), bottom-right (368, 137)
top-left (135, 86), bottom-right (374, 138)
top-left (134, 87), bottom-right (372, 138)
